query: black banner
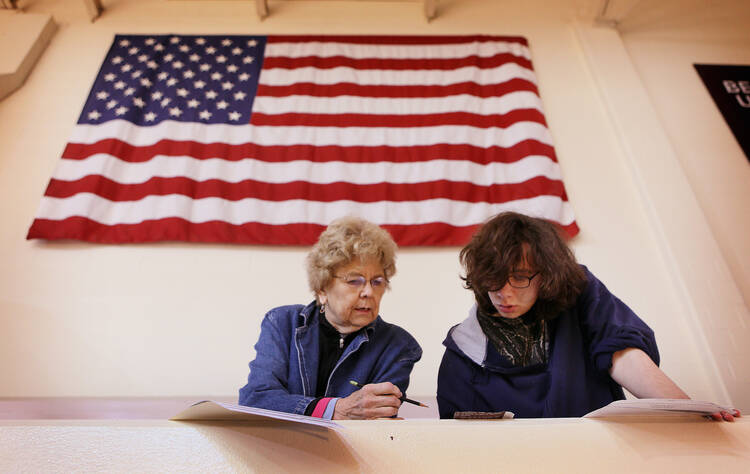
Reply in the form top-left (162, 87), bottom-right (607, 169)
top-left (694, 64), bottom-right (750, 162)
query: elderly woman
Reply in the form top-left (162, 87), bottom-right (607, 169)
top-left (437, 212), bottom-right (740, 421)
top-left (239, 216), bottom-right (422, 419)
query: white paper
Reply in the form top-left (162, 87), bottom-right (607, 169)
top-left (170, 400), bottom-right (342, 430)
top-left (584, 399), bottom-right (736, 418)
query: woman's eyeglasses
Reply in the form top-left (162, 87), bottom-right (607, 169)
top-left (334, 274), bottom-right (387, 290)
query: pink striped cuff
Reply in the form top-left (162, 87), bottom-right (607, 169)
top-left (310, 397), bottom-right (334, 418)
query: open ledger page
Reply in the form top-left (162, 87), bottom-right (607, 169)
top-left (171, 400), bottom-right (341, 430)
top-left (584, 399), bottom-right (735, 418)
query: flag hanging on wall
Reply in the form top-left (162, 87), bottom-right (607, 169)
top-left (27, 34), bottom-right (579, 245)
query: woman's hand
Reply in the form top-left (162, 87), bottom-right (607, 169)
top-left (709, 409), bottom-right (741, 422)
top-left (333, 382), bottom-right (403, 420)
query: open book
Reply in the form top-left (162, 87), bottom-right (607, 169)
top-left (584, 399), bottom-right (735, 418)
top-left (170, 400), bottom-right (342, 430)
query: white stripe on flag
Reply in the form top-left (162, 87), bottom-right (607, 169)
top-left (34, 193), bottom-right (576, 227)
top-left (251, 91), bottom-right (544, 116)
top-left (257, 63), bottom-right (538, 87)
top-left (265, 41), bottom-right (532, 60)
top-left (68, 120), bottom-right (554, 148)
top-left (52, 155), bottom-right (563, 185)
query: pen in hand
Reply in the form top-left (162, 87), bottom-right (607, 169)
top-left (349, 380), bottom-right (429, 408)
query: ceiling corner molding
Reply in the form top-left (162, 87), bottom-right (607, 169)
top-left (255, 0), bottom-right (268, 20)
top-left (424, 0), bottom-right (437, 21)
top-left (595, 0), bottom-right (641, 28)
top-left (254, 0), bottom-right (437, 22)
top-left (82, 0), bottom-right (103, 22)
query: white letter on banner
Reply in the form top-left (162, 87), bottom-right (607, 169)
top-left (723, 80), bottom-right (739, 93)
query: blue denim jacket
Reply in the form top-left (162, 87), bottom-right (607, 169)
top-left (239, 301), bottom-right (423, 415)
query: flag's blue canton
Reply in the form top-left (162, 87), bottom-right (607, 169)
top-left (79, 34), bottom-right (266, 126)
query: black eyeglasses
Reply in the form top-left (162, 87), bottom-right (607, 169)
top-left (489, 272), bottom-right (539, 290)
top-left (334, 274), bottom-right (387, 290)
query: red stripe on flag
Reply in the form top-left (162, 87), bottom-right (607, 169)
top-left (262, 54), bottom-right (532, 71)
top-left (43, 176), bottom-right (569, 203)
top-left (62, 139), bottom-right (557, 164)
top-left (266, 35), bottom-right (529, 46)
top-left (26, 217), bottom-right (578, 245)
top-left (248, 110), bottom-right (547, 128)
top-left (256, 79), bottom-right (539, 98)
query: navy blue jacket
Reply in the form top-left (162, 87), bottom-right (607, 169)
top-left (437, 267), bottom-right (660, 419)
top-left (239, 301), bottom-right (422, 415)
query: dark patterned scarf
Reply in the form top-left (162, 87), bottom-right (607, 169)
top-left (476, 306), bottom-right (549, 367)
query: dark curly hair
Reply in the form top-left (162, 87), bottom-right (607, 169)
top-left (460, 212), bottom-right (586, 320)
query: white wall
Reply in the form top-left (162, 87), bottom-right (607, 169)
top-left (619, 0), bottom-right (750, 317)
top-left (0, 0), bottom-right (746, 409)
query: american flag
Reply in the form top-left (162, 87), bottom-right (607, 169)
top-left (27, 34), bottom-right (578, 245)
